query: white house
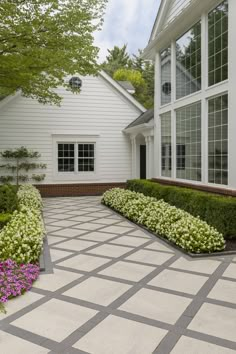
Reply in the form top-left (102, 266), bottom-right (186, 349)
top-left (0, 71), bottom-right (145, 196)
top-left (125, 0), bottom-right (236, 195)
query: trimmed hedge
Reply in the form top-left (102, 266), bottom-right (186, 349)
top-left (102, 188), bottom-right (225, 254)
top-left (127, 180), bottom-right (236, 239)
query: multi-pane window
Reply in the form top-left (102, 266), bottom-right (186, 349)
top-left (161, 47), bottom-right (171, 105)
top-left (176, 22), bottom-right (201, 99)
top-left (78, 144), bottom-right (95, 172)
top-left (176, 102), bottom-right (201, 181)
top-left (208, 94), bottom-right (228, 185)
top-left (208, 1), bottom-right (228, 86)
top-left (58, 144), bottom-right (75, 172)
top-left (160, 112), bottom-right (172, 177)
top-left (57, 143), bottom-right (95, 173)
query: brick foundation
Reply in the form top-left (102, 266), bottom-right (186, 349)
top-left (152, 178), bottom-right (236, 197)
top-left (35, 182), bottom-right (126, 197)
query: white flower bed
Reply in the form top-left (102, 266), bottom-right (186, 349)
top-left (102, 188), bottom-right (225, 254)
top-left (0, 185), bottom-right (45, 263)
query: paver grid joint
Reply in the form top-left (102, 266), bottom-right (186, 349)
top-left (0, 196), bottom-right (236, 354)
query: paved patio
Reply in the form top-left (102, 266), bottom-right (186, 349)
top-left (1, 196), bottom-right (236, 353)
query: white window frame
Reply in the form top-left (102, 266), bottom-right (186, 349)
top-left (52, 134), bottom-right (100, 181)
top-left (156, 2), bottom-right (229, 188)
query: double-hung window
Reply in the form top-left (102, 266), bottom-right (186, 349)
top-left (57, 143), bottom-right (95, 174)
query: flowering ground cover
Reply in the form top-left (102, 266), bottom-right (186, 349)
top-left (102, 188), bottom-right (225, 254)
top-left (0, 259), bottom-right (39, 313)
top-left (0, 184), bottom-right (44, 313)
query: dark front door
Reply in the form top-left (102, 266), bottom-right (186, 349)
top-left (140, 145), bottom-right (146, 179)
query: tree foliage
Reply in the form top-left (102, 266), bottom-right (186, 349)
top-left (103, 46), bottom-right (154, 109)
top-left (0, 0), bottom-right (107, 104)
top-left (101, 44), bottom-right (132, 77)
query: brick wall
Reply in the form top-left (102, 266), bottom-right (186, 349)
top-left (152, 178), bottom-right (236, 197)
top-left (35, 182), bottom-right (126, 197)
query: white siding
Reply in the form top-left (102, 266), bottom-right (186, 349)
top-left (0, 75), bottom-right (142, 184)
top-left (164, 0), bottom-right (192, 29)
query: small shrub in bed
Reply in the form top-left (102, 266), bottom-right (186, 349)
top-left (0, 213), bottom-right (12, 229)
top-left (102, 188), bottom-right (225, 254)
top-left (0, 259), bottom-right (40, 314)
top-left (0, 185), bottom-right (18, 213)
top-left (127, 179), bottom-right (236, 238)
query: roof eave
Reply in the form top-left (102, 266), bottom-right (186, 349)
top-left (123, 122), bottom-right (154, 135)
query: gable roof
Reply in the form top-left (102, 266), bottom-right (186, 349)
top-left (0, 71), bottom-right (146, 114)
top-left (143, 0), bottom-right (212, 60)
top-left (125, 108), bottom-right (154, 129)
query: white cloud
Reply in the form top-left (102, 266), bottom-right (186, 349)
top-left (94, 0), bottom-right (161, 62)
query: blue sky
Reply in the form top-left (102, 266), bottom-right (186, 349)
top-left (94, 0), bottom-right (161, 62)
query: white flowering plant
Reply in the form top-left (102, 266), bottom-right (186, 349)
top-left (102, 188), bottom-right (225, 254)
top-left (0, 185), bottom-right (45, 263)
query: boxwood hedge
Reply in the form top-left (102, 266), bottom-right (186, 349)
top-left (127, 180), bottom-right (236, 239)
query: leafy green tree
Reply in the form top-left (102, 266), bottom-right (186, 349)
top-left (101, 44), bottom-right (132, 76)
top-left (0, 0), bottom-right (107, 104)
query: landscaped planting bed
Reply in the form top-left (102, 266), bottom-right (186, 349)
top-left (0, 184), bottom-right (44, 313)
top-left (127, 180), bottom-right (236, 238)
top-left (102, 188), bottom-right (226, 255)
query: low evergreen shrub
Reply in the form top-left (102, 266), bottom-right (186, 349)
top-left (0, 185), bottom-right (18, 213)
top-left (127, 180), bottom-right (236, 239)
top-left (0, 213), bottom-right (12, 229)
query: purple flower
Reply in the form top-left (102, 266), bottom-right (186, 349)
top-left (0, 259), bottom-right (40, 305)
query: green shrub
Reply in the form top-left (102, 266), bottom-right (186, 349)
top-left (0, 213), bottom-right (12, 229)
top-left (102, 188), bottom-right (225, 254)
top-left (0, 184), bottom-right (44, 264)
top-left (0, 185), bottom-right (18, 213)
top-left (127, 180), bottom-right (236, 239)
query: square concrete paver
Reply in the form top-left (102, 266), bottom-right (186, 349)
top-left (110, 236), bottom-right (149, 247)
top-left (79, 231), bottom-right (117, 242)
top-left (12, 299), bottom-right (97, 342)
top-left (47, 235), bottom-right (67, 245)
top-left (51, 228), bottom-right (85, 238)
top-left (145, 241), bottom-right (174, 253)
top-left (188, 303), bottom-right (236, 342)
top-left (94, 218), bottom-right (120, 225)
top-left (33, 269), bottom-right (82, 291)
top-left (49, 220), bottom-right (79, 227)
top-left (88, 244), bottom-right (132, 258)
top-left (126, 250), bottom-right (173, 266)
top-left (223, 263), bottom-right (236, 279)
top-left (149, 269), bottom-right (208, 295)
top-left (120, 288), bottom-right (192, 324)
top-left (58, 254), bottom-right (111, 271)
top-left (74, 315), bottom-right (167, 354)
top-left (55, 239), bottom-right (97, 252)
top-left (171, 257), bottom-right (221, 274)
top-left (171, 336), bottom-right (236, 354)
top-left (128, 229), bottom-right (151, 238)
top-left (0, 331), bottom-right (49, 354)
top-left (208, 279), bottom-right (236, 304)
top-left (101, 225), bottom-right (134, 234)
top-left (100, 261), bottom-right (155, 282)
top-left (74, 223), bottom-right (103, 231)
top-left (49, 249), bottom-right (74, 262)
top-left (0, 292), bottom-right (44, 319)
top-left (63, 277), bottom-right (131, 305)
